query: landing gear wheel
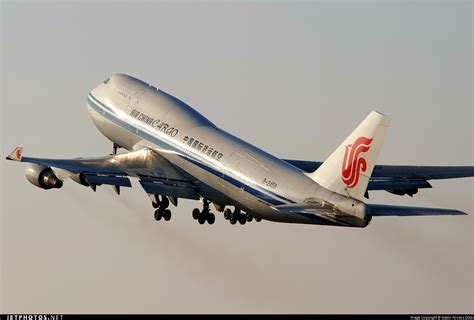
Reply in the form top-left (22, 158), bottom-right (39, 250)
top-left (238, 214), bottom-right (246, 225)
top-left (163, 209), bottom-right (172, 221)
top-left (246, 214), bottom-right (253, 222)
top-left (224, 208), bottom-right (231, 220)
top-left (230, 212), bottom-right (237, 225)
top-left (152, 201), bottom-right (160, 209)
top-left (198, 214), bottom-right (206, 225)
top-left (255, 217), bottom-right (262, 222)
top-left (207, 212), bottom-right (215, 224)
top-left (154, 209), bottom-right (162, 221)
top-left (192, 208), bottom-right (200, 220)
top-left (160, 196), bottom-right (170, 209)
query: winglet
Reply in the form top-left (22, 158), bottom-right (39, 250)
top-left (6, 146), bottom-right (23, 161)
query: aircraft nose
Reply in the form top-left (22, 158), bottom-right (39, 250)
top-left (89, 77), bottom-right (109, 99)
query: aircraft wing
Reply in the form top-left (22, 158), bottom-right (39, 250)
top-left (283, 159), bottom-right (474, 197)
top-left (6, 146), bottom-right (200, 200)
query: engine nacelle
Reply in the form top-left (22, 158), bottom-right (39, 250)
top-left (71, 173), bottom-right (90, 187)
top-left (25, 164), bottom-right (63, 190)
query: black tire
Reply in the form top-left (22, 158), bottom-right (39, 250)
top-left (238, 214), bottom-right (246, 225)
top-left (224, 209), bottom-right (231, 220)
top-left (207, 212), bottom-right (215, 224)
top-left (154, 209), bottom-right (162, 221)
top-left (246, 214), bottom-right (253, 222)
top-left (192, 208), bottom-right (200, 220)
top-left (163, 209), bottom-right (172, 221)
top-left (255, 217), bottom-right (262, 222)
top-left (152, 201), bottom-right (160, 209)
top-left (198, 215), bottom-right (206, 224)
top-left (160, 196), bottom-right (170, 209)
top-left (230, 212), bottom-right (237, 225)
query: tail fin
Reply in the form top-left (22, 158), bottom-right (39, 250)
top-left (308, 111), bottom-right (391, 201)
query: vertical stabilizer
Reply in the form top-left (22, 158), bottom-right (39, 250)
top-left (309, 111), bottom-right (391, 201)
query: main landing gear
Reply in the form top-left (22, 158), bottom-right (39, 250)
top-left (223, 208), bottom-right (262, 225)
top-left (153, 195), bottom-right (172, 222)
top-left (192, 200), bottom-right (215, 225)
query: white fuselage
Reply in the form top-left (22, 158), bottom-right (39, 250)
top-left (87, 74), bottom-right (362, 225)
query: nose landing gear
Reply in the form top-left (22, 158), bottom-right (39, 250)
top-left (111, 143), bottom-right (122, 155)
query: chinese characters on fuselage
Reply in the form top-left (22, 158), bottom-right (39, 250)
top-left (183, 136), bottom-right (223, 161)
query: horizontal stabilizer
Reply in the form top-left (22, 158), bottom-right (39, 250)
top-left (272, 202), bottom-right (370, 228)
top-left (368, 204), bottom-right (467, 216)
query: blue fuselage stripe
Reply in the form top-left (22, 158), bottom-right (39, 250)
top-left (182, 155), bottom-right (285, 206)
top-left (87, 94), bottom-right (290, 206)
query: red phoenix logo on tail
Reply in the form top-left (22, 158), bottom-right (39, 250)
top-left (341, 136), bottom-right (373, 188)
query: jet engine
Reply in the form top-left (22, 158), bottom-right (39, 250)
top-left (25, 164), bottom-right (63, 189)
top-left (71, 173), bottom-right (90, 187)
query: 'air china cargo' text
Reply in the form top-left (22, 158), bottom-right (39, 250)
top-left (129, 109), bottom-right (179, 137)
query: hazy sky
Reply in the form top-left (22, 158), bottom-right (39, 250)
top-left (1, 0), bottom-right (472, 314)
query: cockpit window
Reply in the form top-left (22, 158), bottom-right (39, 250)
top-left (103, 78), bottom-right (110, 84)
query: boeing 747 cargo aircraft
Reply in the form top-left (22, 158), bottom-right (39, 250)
top-left (6, 74), bottom-right (474, 227)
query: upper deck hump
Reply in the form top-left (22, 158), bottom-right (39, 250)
top-left (109, 73), bottom-right (215, 129)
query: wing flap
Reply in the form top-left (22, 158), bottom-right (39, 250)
top-left (366, 179), bottom-right (432, 191)
top-left (139, 179), bottom-right (199, 200)
top-left (84, 174), bottom-right (132, 188)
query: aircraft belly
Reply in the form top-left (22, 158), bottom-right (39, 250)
top-left (177, 155), bottom-right (237, 206)
top-left (175, 154), bottom-right (319, 223)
